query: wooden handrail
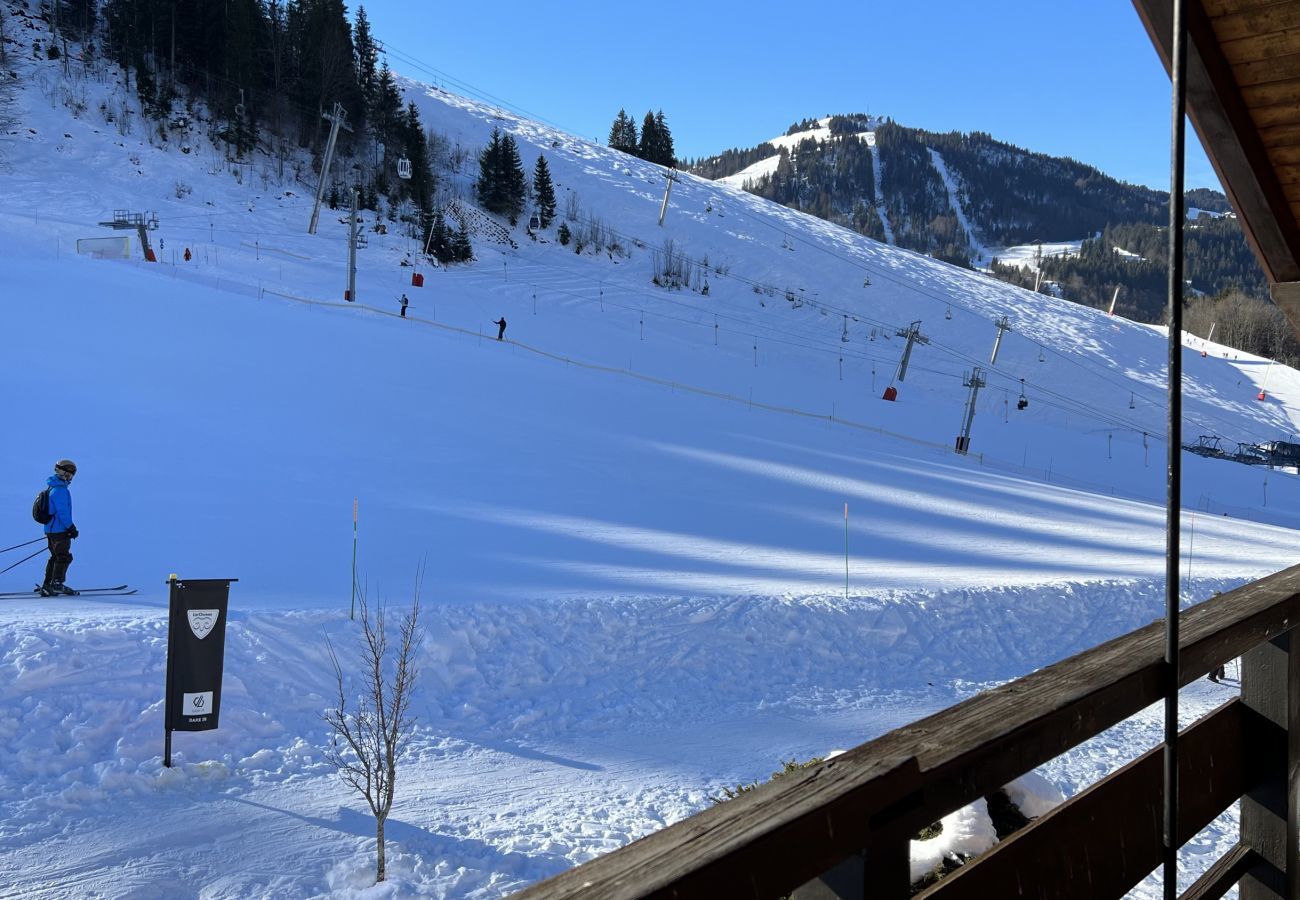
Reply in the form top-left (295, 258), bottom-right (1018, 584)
top-left (919, 699), bottom-right (1281, 898)
top-left (514, 564), bottom-right (1300, 900)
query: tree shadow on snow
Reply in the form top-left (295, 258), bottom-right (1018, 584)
top-left (226, 797), bottom-right (572, 878)
top-left (469, 736), bottom-right (604, 771)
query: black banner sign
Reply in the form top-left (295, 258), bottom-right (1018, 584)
top-left (164, 577), bottom-right (236, 765)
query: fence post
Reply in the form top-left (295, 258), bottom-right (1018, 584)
top-left (791, 837), bottom-right (909, 899)
top-left (1240, 627), bottom-right (1300, 898)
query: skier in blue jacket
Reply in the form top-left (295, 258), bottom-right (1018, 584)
top-left (40, 459), bottom-right (78, 597)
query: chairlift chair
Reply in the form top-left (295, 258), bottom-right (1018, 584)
top-left (397, 157), bottom-right (413, 180)
top-left (945, 305), bottom-right (953, 320)
top-left (1017, 378), bottom-right (1028, 410)
top-left (1038, 346), bottom-right (1046, 362)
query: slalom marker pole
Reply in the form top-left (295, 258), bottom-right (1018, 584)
top-left (350, 498), bottom-right (358, 621)
top-left (844, 502), bottom-right (849, 600)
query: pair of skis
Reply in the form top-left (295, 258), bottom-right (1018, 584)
top-left (0, 584), bottom-right (137, 598)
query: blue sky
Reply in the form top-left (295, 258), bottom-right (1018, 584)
top-left (358, 1), bottom-right (1218, 193)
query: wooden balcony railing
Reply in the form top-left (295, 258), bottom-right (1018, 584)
top-left (513, 563), bottom-right (1300, 900)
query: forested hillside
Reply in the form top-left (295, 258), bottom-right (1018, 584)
top-left (688, 114), bottom-right (1273, 356)
top-left (86, 0), bottom-right (480, 243)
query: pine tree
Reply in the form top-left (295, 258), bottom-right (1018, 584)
top-left (399, 101), bottom-right (435, 209)
top-left (451, 222), bottom-right (473, 261)
top-left (476, 129), bottom-right (526, 222)
top-left (533, 154), bottom-right (556, 228)
top-left (429, 211), bottom-right (451, 263)
top-left (477, 129), bottom-right (504, 212)
top-left (653, 110), bottom-right (675, 167)
top-left (500, 134), bottom-right (527, 224)
top-left (608, 109), bottom-right (638, 154)
top-left (372, 62), bottom-right (403, 147)
top-left (56, 0), bottom-right (96, 40)
top-left (287, 0), bottom-right (365, 141)
top-left (638, 110), bottom-right (659, 162)
top-left (354, 7), bottom-right (379, 114)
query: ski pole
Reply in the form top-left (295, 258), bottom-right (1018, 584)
top-left (0, 536), bottom-right (46, 554)
top-left (0, 545), bottom-right (47, 576)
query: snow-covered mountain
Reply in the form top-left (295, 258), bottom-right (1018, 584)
top-left (688, 114), bottom-right (1264, 320)
top-left (0, 11), bottom-right (1294, 898)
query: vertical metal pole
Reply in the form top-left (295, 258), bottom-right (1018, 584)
top-left (957, 367), bottom-right (985, 455)
top-left (163, 574), bottom-right (178, 768)
top-left (844, 502), bottom-right (849, 600)
top-left (350, 498), bottom-right (358, 621)
top-left (1163, 0), bottom-right (1188, 896)
top-left (898, 331), bottom-right (916, 381)
top-left (348, 189), bottom-right (359, 303)
top-left (990, 317), bottom-right (1011, 365)
top-left (309, 104), bottom-right (345, 235)
top-left (658, 168), bottom-right (676, 227)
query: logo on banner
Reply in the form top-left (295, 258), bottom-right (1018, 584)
top-left (187, 609), bottom-right (220, 640)
top-left (182, 691), bottom-right (213, 716)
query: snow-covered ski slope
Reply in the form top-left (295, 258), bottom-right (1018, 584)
top-left (0, 17), bottom-right (1297, 897)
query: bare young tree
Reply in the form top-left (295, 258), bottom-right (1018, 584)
top-left (323, 589), bottom-right (423, 883)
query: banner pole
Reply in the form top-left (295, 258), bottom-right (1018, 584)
top-left (350, 499), bottom-right (358, 621)
top-left (164, 574), bottom-right (177, 767)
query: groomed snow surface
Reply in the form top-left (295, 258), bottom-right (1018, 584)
top-left (1, 14), bottom-right (1296, 898)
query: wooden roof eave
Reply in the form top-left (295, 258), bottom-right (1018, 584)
top-left (1131, 0), bottom-right (1300, 309)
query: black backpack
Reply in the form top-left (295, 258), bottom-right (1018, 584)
top-left (32, 487), bottom-right (52, 525)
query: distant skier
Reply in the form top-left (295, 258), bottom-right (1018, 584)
top-left (494, 317), bottom-right (507, 341)
top-left (400, 294), bottom-right (409, 318)
top-left (183, 247), bottom-right (192, 262)
top-left (39, 459), bottom-right (78, 597)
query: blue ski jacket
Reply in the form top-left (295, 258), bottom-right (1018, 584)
top-left (44, 475), bottom-right (74, 535)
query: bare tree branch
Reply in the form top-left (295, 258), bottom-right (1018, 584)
top-left (322, 585), bottom-right (423, 883)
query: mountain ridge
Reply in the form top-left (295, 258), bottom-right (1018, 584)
top-left (685, 114), bottom-right (1265, 326)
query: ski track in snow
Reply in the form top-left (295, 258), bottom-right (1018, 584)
top-left (864, 131), bottom-right (895, 245)
top-left (927, 147), bottom-right (990, 266)
top-left (0, 580), bottom-right (1258, 898)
